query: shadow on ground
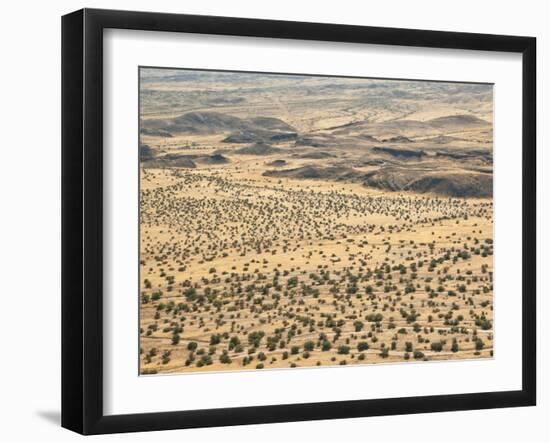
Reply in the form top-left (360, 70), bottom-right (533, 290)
top-left (36, 410), bottom-right (60, 426)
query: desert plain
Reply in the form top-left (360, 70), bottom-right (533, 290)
top-left (138, 69), bottom-right (494, 374)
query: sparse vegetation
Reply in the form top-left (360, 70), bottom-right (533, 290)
top-left (139, 68), bottom-right (494, 375)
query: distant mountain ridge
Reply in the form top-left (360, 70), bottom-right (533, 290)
top-left (264, 164), bottom-right (492, 198)
top-left (141, 111), bottom-right (297, 143)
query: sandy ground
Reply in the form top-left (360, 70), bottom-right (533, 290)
top-left (139, 160), bottom-right (493, 374)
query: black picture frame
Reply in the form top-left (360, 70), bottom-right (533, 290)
top-left (62, 8), bottom-right (536, 435)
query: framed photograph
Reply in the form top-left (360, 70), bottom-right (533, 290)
top-left (62, 8), bottom-right (536, 435)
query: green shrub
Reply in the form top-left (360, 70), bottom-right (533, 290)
top-left (171, 333), bottom-right (180, 345)
top-left (366, 313), bottom-right (383, 322)
top-left (475, 338), bottom-right (485, 351)
top-left (451, 339), bottom-right (459, 353)
top-left (337, 345), bottom-right (350, 355)
top-left (220, 353), bottom-right (232, 364)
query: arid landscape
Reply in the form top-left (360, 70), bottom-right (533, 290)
top-left (139, 68), bottom-right (494, 375)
